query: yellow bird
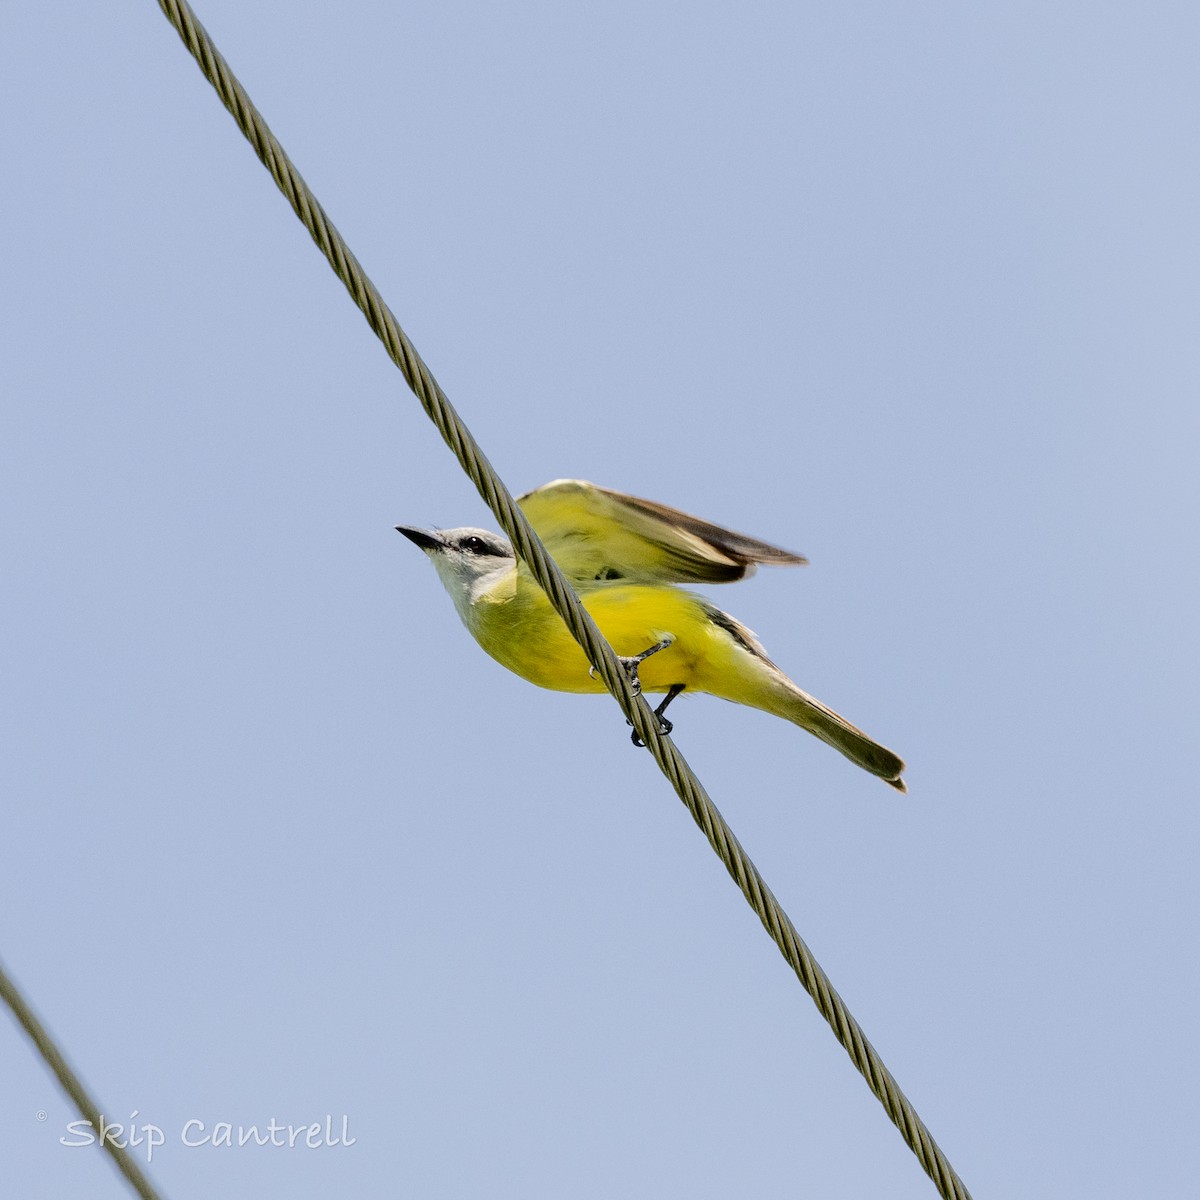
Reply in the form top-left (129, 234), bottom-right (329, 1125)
top-left (397, 479), bottom-right (905, 791)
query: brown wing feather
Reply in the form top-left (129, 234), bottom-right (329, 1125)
top-left (517, 479), bottom-right (806, 586)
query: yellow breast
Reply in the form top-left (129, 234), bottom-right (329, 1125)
top-left (469, 577), bottom-right (732, 695)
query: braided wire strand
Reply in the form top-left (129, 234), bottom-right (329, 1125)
top-left (150, 3), bottom-right (973, 1196)
top-left (0, 959), bottom-right (166, 1200)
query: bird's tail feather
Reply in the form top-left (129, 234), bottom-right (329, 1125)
top-left (768, 676), bottom-right (907, 792)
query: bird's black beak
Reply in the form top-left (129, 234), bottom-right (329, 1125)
top-left (395, 525), bottom-right (444, 552)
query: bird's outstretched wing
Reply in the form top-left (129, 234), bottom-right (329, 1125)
top-left (517, 479), bottom-right (806, 586)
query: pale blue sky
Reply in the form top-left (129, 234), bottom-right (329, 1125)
top-left (2, 3), bottom-right (1197, 1197)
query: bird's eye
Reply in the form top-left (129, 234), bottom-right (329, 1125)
top-left (461, 536), bottom-right (487, 555)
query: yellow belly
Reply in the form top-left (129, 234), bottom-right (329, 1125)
top-left (470, 579), bottom-right (739, 696)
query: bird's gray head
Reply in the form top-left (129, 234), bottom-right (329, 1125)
top-left (395, 525), bottom-right (515, 620)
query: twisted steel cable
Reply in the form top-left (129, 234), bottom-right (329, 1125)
top-left (0, 959), bottom-right (166, 1200)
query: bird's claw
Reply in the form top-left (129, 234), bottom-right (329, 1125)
top-left (616, 655), bottom-right (646, 696)
top-left (590, 637), bottom-right (674, 697)
top-left (590, 658), bottom-right (646, 695)
top-left (629, 713), bottom-right (674, 748)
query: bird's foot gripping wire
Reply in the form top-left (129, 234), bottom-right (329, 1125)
top-left (630, 683), bottom-right (685, 748)
top-left (589, 636), bottom-right (674, 697)
top-left (617, 637), bottom-right (674, 695)
top-left (588, 637), bottom-right (680, 745)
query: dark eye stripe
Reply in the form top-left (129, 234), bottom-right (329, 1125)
top-left (456, 534), bottom-right (511, 559)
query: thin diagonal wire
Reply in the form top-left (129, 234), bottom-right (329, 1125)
top-left (151, 3), bottom-right (972, 1196)
top-left (0, 958), bottom-right (166, 1200)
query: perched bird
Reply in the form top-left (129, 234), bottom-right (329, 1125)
top-left (397, 479), bottom-right (906, 791)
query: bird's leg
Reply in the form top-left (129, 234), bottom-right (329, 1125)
top-left (590, 635), bottom-right (675, 695)
top-left (616, 636), bottom-right (674, 695)
top-left (630, 682), bottom-right (686, 747)
top-left (587, 636), bottom-right (679, 744)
